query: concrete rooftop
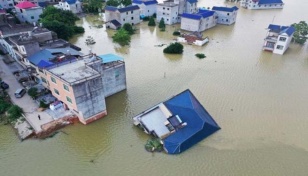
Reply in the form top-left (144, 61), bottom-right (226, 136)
top-left (48, 59), bottom-right (101, 85)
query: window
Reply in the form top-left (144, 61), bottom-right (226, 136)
top-left (131, 11), bottom-right (133, 14)
top-left (54, 89), bottom-right (59, 95)
top-left (31, 16), bottom-right (34, 19)
top-left (126, 12), bottom-right (128, 15)
top-left (276, 45), bottom-right (284, 50)
top-left (51, 77), bottom-right (56, 84)
top-left (167, 8), bottom-right (169, 10)
top-left (63, 84), bottom-right (69, 91)
top-left (123, 18), bottom-right (125, 21)
top-left (227, 13), bottom-right (229, 16)
top-left (163, 7), bottom-right (165, 10)
top-left (226, 19), bottom-right (228, 22)
top-left (131, 17), bottom-right (134, 20)
top-left (279, 37), bottom-right (287, 42)
top-left (66, 96), bottom-right (72, 104)
top-left (41, 77), bottom-right (47, 83)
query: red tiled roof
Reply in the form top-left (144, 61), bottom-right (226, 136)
top-left (15, 2), bottom-right (37, 9)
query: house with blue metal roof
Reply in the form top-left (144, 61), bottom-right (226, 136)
top-left (263, 24), bottom-right (295, 55)
top-left (240, 0), bottom-right (284, 10)
top-left (180, 9), bottom-right (217, 32)
top-left (132, 0), bottom-right (157, 17)
top-left (212, 6), bottom-right (238, 25)
top-left (54, 0), bottom-right (82, 14)
top-left (105, 5), bottom-right (141, 29)
top-left (133, 89), bottom-right (220, 154)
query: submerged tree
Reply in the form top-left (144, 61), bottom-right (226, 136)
top-left (148, 16), bottom-right (156, 26)
top-left (291, 21), bottom-right (308, 45)
top-left (106, 0), bottom-right (121, 7)
top-left (112, 28), bottom-right (131, 46)
top-left (83, 0), bottom-right (103, 13)
top-left (122, 23), bottom-right (135, 35)
top-left (158, 18), bottom-right (166, 29)
top-left (163, 42), bottom-right (184, 54)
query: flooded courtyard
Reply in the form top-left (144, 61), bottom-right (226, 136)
top-left (1, 0), bottom-right (308, 175)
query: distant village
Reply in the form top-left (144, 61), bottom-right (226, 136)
top-left (0, 0), bottom-right (301, 154)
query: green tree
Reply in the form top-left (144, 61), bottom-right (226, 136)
top-left (163, 42), bottom-right (184, 54)
top-left (121, 0), bottom-right (132, 7)
top-left (27, 87), bottom-right (38, 99)
top-left (122, 23), bottom-right (134, 35)
top-left (106, 0), bottom-right (121, 7)
top-left (0, 98), bottom-right (11, 114)
top-left (158, 18), bottom-right (166, 29)
top-left (39, 6), bottom-right (84, 40)
top-left (291, 21), bottom-right (308, 45)
top-left (112, 28), bottom-right (131, 46)
top-left (7, 105), bottom-right (23, 122)
top-left (148, 17), bottom-right (156, 26)
top-left (83, 0), bottom-right (103, 13)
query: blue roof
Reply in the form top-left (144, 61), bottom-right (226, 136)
top-left (37, 60), bottom-right (54, 68)
top-left (105, 6), bottom-right (118, 12)
top-left (187, 0), bottom-right (198, 4)
top-left (65, 0), bottom-right (77, 4)
top-left (258, 0), bottom-right (283, 5)
top-left (212, 6), bottom-right (238, 12)
top-left (144, 0), bottom-right (158, 5)
top-left (267, 24), bottom-right (295, 36)
top-left (133, 0), bottom-right (143, 4)
top-left (162, 90), bottom-right (220, 154)
top-left (98, 54), bottom-right (124, 64)
top-left (38, 2), bottom-right (47, 7)
top-left (118, 5), bottom-right (140, 13)
top-left (181, 13), bottom-right (201, 20)
top-left (198, 10), bottom-right (215, 18)
top-left (28, 49), bottom-right (54, 65)
top-left (110, 19), bottom-right (121, 27)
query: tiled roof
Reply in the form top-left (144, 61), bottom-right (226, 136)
top-left (162, 89), bottom-right (220, 154)
top-left (118, 5), bottom-right (140, 13)
top-left (187, 0), bottom-right (198, 4)
top-left (258, 0), bottom-right (283, 4)
top-left (181, 13), bottom-right (202, 20)
top-left (15, 2), bottom-right (37, 9)
top-left (105, 6), bottom-right (118, 12)
top-left (198, 10), bottom-right (215, 18)
top-left (110, 19), bottom-right (121, 27)
top-left (212, 6), bottom-right (239, 12)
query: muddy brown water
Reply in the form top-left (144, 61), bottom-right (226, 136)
top-left (1, 0), bottom-right (308, 175)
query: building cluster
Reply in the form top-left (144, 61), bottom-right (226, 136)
top-left (0, 12), bottom-right (127, 124)
top-left (105, 0), bottom-right (239, 32)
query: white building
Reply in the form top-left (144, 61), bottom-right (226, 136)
top-left (132, 0), bottom-right (157, 17)
top-left (263, 24), bottom-right (295, 55)
top-left (15, 1), bottom-right (43, 24)
top-left (212, 6), bottom-right (238, 25)
top-left (105, 5), bottom-right (141, 30)
top-left (0, 0), bottom-right (14, 9)
top-left (156, 0), bottom-right (198, 25)
top-left (240, 0), bottom-right (284, 10)
top-left (180, 9), bottom-right (217, 32)
top-left (54, 0), bottom-right (82, 14)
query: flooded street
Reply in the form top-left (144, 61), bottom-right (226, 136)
top-left (1, 0), bottom-right (308, 175)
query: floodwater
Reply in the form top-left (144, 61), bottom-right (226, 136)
top-left (1, 0), bottom-right (308, 175)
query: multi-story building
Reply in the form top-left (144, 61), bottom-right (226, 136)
top-left (105, 5), bottom-right (141, 30)
top-left (212, 6), bottom-right (238, 25)
top-left (240, 0), bottom-right (284, 10)
top-left (54, 0), bottom-right (82, 14)
top-left (180, 9), bottom-right (217, 32)
top-left (27, 52), bottom-right (127, 124)
top-left (132, 0), bottom-right (158, 17)
top-left (14, 1), bottom-right (43, 24)
top-left (156, 0), bottom-right (198, 25)
top-left (0, 0), bottom-right (14, 9)
top-left (263, 24), bottom-right (295, 55)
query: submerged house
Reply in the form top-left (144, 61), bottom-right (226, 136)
top-left (54, 0), bottom-right (83, 14)
top-left (180, 9), bottom-right (217, 32)
top-left (240, 0), bottom-right (284, 10)
top-left (263, 24), bottom-right (295, 55)
top-left (105, 5), bottom-right (141, 30)
top-left (132, 0), bottom-right (158, 17)
top-left (133, 89), bottom-right (220, 154)
top-left (212, 6), bottom-right (238, 25)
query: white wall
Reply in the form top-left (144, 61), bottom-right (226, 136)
top-left (241, 0), bottom-right (284, 10)
top-left (157, 5), bottom-right (179, 25)
top-left (215, 10), bottom-right (237, 25)
top-left (119, 10), bottom-right (141, 26)
top-left (15, 7), bottom-right (43, 23)
top-left (273, 34), bottom-right (292, 55)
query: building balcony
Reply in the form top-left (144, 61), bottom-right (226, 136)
top-left (264, 36), bottom-right (278, 42)
top-left (263, 46), bottom-right (274, 51)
